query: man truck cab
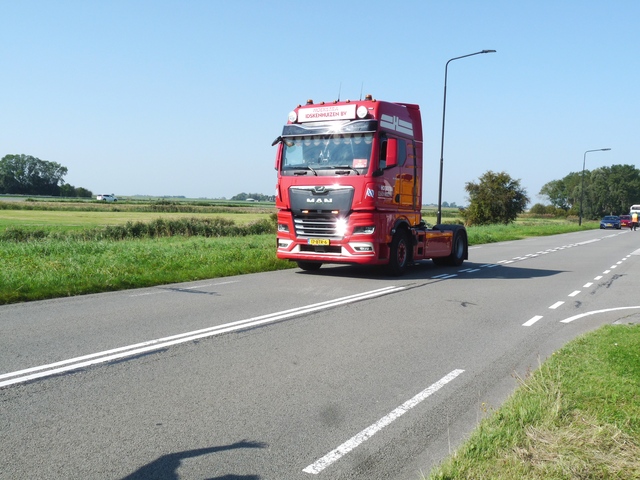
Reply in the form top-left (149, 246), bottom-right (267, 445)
top-left (273, 95), bottom-right (467, 275)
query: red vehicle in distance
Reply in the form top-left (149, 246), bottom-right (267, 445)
top-left (620, 215), bottom-right (632, 228)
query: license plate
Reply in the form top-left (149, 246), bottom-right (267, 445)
top-left (308, 238), bottom-right (330, 245)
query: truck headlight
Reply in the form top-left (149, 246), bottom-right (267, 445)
top-left (335, 217), bottom-right (348, 237)
top-left (278, 223), bottom-right (289, 232)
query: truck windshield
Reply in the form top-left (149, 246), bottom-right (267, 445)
top-left (282, 133), bottom-right (373, 173)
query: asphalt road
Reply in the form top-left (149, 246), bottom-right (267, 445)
top-left (2, 228), bottom-right (640, 480)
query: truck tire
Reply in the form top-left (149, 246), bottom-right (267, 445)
top-left (385, 230), bottom-right (410, 276)
top-left (297, 261), bottom-right (322, 271)
top-left (433, 229), bottom-right (466, 266)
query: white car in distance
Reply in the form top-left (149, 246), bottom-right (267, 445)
top-left (96, 194), bottom-right (118, 202)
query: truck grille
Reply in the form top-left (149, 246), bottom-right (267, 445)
top-left (293, 214), bottom-right (340, 238)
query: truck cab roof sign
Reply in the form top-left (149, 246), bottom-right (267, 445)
top-left (297, 104), bottom-right (357, 123)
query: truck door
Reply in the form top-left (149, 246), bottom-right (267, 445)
top-left (378, 136), bottom-right (416, 210)
top-left (393, 138), bottom-right (416, 210)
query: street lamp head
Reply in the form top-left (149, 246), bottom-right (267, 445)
top-left (481, 49), bottom-right (497, 53)
top-left (601, 148), bottom-right (612, 151)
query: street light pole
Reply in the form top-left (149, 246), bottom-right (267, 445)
top-left (437, 49), bottom-right (496, 225)
top-left (579, 148), bottom-right (611, 226)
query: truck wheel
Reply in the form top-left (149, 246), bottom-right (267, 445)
top-left (386, 230), bottom-right (410, 276)
top-left (433, 230), bottom-right (466, 267)
top-left (449, 231), bottom-right (466, 266)
top-left (297, 261), bottom-right (322, 271)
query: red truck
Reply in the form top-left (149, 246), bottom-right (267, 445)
top-left (272, 95), bottom-right (468, 275)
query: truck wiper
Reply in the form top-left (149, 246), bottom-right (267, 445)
top-left (328, 165), bottom-right (360, 175)
top-left (293, 165), bottom-right (318, 176)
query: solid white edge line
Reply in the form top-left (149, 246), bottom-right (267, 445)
top-left (561, 306), bottom-right (640, 323)
top-left (302, 369), bottom-right (465, 475)
top-left (1, 285), bottom-right (400, 381)
top-left (1, 286), bottom-right (405, 387)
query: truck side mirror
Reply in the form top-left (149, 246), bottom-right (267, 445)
top-left (385, 138), bottom-right (398, 168)
top-left (274, 144), bottom-right (283, 170)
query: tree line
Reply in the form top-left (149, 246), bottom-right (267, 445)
top-left (537, 164), bottom-right (640, 219)
top-left (231, 192), bottom-right (274, 202)
top-left (0, 154), bottom-right (92, 197)
top-left (4, 152), bottom-right (636, 225)
top-left (454, 164), bottom-right (640, 226)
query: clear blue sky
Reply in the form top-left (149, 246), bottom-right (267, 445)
top-left (2, 1), bottom-right (637, 205)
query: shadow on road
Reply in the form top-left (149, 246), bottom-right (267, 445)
top-left (121, 440), bottom-right (267, 480)
top-left (294, 260), bottom-right (563, 281)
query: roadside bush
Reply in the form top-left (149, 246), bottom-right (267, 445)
top-left (529, 203), bottom-right (547, 215)
top-left (0, 217), bottom-right (276, 243)
top-left (0, 227), bottom-right (49, 242)
top-left (529, 203), bottom-right (569, 218)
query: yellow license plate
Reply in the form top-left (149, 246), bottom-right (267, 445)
top-left (308, 238), bottom-right (330, 245)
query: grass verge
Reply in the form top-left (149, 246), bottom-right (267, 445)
top-left (426, 324), bottom-right (640, 479)
top-left (0, 235), bottom-right (292, 304)
top-left (467, 221), bottom-right (599, 245)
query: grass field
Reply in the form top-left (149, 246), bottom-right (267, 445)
top-left (0, 209), bottom-right (271, 231)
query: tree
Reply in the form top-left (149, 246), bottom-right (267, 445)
top-left (529, 203), bottom-right (547, 215)
top-left (461, 171), bottom-right (530, 225)
top-left (539, 171), bottom-right (583, 212)
top-left (60, 183), bottom-right (93, 198)
top-left (231, 192), bottom-right (272, 202)
top-left (539, 179), bottom-right (569, 210)
top-left (588, 164), bottom-right (640, 217)
top-left (0, 154), bottom-right (68, 195)
top-left (74, 187), bottom-right (93, 198)
top-left (540, 164), bottom-right (640, 220)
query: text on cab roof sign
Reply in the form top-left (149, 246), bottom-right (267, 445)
top-left (298, 104), bottom-right (356, 122)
